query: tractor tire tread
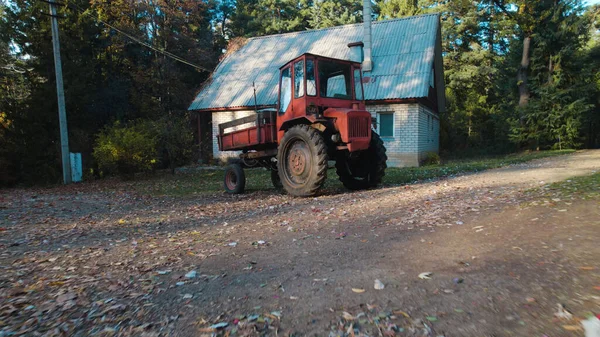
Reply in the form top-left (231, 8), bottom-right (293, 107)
top-left (277, 124), bottom-right (328, 197)
top-left (336, 131), bottom-right (387, 190)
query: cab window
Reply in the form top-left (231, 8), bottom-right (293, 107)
top-left (354, 68), bottom-right (364, 100)
top-left (306, 59), bottom-right (316, 96)
top-left (279, 67), bottom-right (292, 114)
top-left (294, 60), bottom-right (305, 98)
top-left (318, 60), bottom-right (352, 99)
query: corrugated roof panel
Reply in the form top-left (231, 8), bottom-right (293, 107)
top-left (188, 13), bottom-right (440, 111)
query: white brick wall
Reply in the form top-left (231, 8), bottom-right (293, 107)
top-left (211, 102), bottom-right (440, 167)
top-left (366, 102), bottom-right (440, 167)
top-left (417, 104), bottom-right (440, 162)
top-left (367, 103), bottom-right (418, 167)
top-left (212, 110), bottom-right (256, 162)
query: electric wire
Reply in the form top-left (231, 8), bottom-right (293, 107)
top-left (65, 2), bottom-right (213, 72)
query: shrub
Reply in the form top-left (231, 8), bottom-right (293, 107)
top-left (93, 121), bottom-right (158, 179)
top-left (155, 115), bottom-right (195, 174)
top-left (421, 152), bottom-right (441, 166)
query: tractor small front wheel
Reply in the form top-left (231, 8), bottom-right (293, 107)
top-left (223, 164), bottom-right (246, 194)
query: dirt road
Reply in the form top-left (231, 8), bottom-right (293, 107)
top-left (1, 150), bottom-right (599, 336)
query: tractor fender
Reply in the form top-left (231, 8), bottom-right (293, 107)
top-left (279, 116), bottom-right (316, 132)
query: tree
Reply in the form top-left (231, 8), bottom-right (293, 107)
top-left (378, 0), bottom-right (420, 19)
top-left (307, 0), bottom-right (362, 29)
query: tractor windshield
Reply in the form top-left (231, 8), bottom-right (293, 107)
top-left (318, 60), bottom-right (353, 100)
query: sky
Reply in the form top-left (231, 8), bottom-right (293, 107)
top-left (586, 0), bottom-right (600, 5)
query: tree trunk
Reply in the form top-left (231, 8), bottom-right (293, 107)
top-left (517, 36), bottom-right (531, 108)
top-left (548, 56), bottom-right (553, 84)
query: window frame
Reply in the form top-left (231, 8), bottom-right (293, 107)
top-left (377, 112), bottom-right (395, 138)
top-left (353, 67), bottom-right (364, 101)
top-left (317, 59), bottom-right (353, 100)
top-left (293, 60), bottom-right (305, 99)
top-left (279, 66), bottom-right (292, 115)
top-left (306, 59), bottom-right (316, 97)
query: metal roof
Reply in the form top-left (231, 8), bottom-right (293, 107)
top-left (189, 13), bottom-right (443, 111)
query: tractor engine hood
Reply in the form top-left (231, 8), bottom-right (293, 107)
top-left (323, 108), bottom-right (372, 152)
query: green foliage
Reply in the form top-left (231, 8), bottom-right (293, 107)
top-left (421, 152), bottom-right (441, 166)
top-left (93, 121), bottom-right (158, 178)
top-left (308, 0), bottom-right (363, 29)
top-left (155, 115), bottom-right (196, 174)
top-left (378, 0), bottom-right (420, 20)
top-left (542, 171), bottom-right (600, 200)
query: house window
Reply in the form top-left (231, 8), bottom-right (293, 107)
top-left (377, 112), bottom-right (394, 138)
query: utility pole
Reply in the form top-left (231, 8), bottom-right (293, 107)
top-left (48, 1), bottom-right (72, 184)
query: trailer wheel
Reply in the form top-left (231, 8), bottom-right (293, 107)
top-left (223, 164), bottom-right (246, 194)
top-left (336, 131), bottom-right (387, 190)
top-left (277, 125), bottom-right (328, 197)
top-left (270, 170), bottom-right (283, 190)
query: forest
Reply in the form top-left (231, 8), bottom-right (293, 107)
top-left (1, 0), bottom-right (599, 186)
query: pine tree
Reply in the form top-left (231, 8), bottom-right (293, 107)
top-left (378, 0), bottom-right (420, 19)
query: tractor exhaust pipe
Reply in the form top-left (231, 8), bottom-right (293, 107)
top-left (362, 0), bottom-right (373, 72)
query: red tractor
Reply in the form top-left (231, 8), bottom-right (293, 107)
top-left (218, 53), bottom-right (387, 197)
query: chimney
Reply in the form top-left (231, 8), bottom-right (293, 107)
top-left (347, 41), bottom-right (364, 63)
top-left (362, 0), bottom-right (373, 72)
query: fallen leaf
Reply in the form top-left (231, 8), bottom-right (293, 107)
top-left (580, 266), bottom-right (595, 271)
top-left (562, 325), bottom-right (582, 331)
top-left (419, 272), bottom-right (432, 280)
top-left (374, 279), bottom-right (385, 290)
top-left (554, 304), bottom-right (573, 320)
top-left (426, 316), bottom-right (438, 322)
top-left (342, 311), bottom-right (355, 320)
top-left (210, 322), bottom-right (228, 329)
top-left (352, 288), bottom-right (365, 293)
top-left (393, 310), bottom-right (410, 318)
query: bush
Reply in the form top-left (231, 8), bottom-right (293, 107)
top-left (93, 121), bottom-right (158, 179)
top-left (421, 152), bottom-right (441, 166)
top-left (155, 115), bottom-right (195, 174)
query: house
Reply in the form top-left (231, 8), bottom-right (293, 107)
top-left (188, 13), bottom-right (445, 167)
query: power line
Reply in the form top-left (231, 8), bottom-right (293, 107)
top-left (66, 3), bottom-right (213, 73)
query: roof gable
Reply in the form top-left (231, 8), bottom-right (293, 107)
top-left (189, 13), bottom-right (444, 111)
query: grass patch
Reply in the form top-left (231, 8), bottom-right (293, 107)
top-left (384, 149), bottom-right (575, 186)
top-left (133, 150), bottom-right (575, 197)
top-left (537, 171), bottom-right (600, 200)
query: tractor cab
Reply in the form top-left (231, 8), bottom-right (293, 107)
top-left (276, 54), bottom-right (371, 151)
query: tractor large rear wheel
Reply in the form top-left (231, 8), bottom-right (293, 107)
top-left (336, 131), bottom-right (387, 190)
top-left (277, 125), bottom-right (328, 197)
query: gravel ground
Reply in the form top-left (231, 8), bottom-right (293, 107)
top-left (1, 150), bottom-right (599, 337)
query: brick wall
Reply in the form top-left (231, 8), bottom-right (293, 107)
top-left (211, 110), bottom-right (256, 163)
top-left (417, 104), bottom-right (440, 163)
top-left (366, 103), bottom-right (420, 167)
